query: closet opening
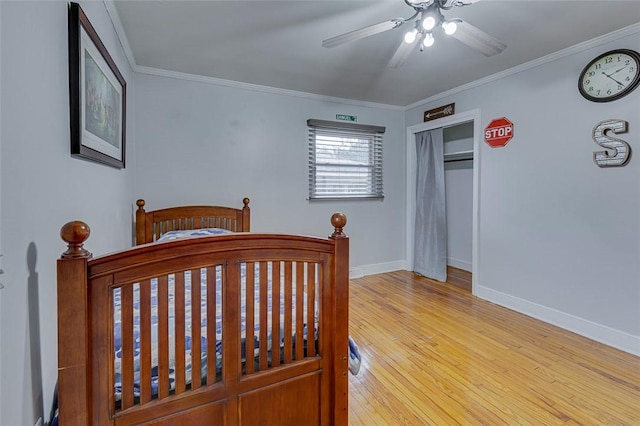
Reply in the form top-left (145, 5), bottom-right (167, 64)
top-left (405, 109), bottom-right (480, 294)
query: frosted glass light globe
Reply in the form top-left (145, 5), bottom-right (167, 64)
top-left (423, 34), bottom-right (435, 47)
top-left (442, 21), bottom-right (457, 35)
top-left (404, 29), bottom-right (418, 44)
top-left (422, 16), bottom-right (436, 31)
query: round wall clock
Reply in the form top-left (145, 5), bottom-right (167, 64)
top-left (578, 49), bottom-right (640, 102)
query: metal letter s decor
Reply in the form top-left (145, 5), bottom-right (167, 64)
top-left (592, 119), bottom-right (630, 167)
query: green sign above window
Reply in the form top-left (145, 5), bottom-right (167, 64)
top-left (336, 114), bottom-right (357, 122)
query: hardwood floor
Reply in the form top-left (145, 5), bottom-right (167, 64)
top-left (348, 270), bottom-right (640, 425)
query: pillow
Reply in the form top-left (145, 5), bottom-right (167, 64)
top-left (157, 228), bottom-right (233, 242)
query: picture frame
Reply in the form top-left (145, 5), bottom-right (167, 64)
top-left (69, 2), bottom-right (126, 169)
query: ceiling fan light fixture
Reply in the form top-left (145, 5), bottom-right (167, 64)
top-left (323, 0), bottom-right (507, 67)
top-left (442, 20), bottom-right (457, 35)
top-left (404, 29), bottom-right (418, 44)
top-left (423, 33), bottom-right (435, 47)
top-left (422, 15), bottom-right (437, 31)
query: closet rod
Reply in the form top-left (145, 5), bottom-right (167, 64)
top-left (443, 150), bottom-right (473, 163)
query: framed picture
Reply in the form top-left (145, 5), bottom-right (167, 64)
top-left (69, 2), bottom-right (126, 168)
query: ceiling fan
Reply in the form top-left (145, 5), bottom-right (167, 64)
top-left (322, 0), bottom-right (506, 68)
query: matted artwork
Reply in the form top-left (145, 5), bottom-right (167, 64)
top-left (69, 2), bottom-right (126, 168)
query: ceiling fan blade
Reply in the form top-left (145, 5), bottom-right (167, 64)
top-left (450, 20), bottom-right (506, 56)
top-left (388, 39), bottom-right (419, 68)
top-left (453, 0), bottom-right (483, 5)
top-left (322, 19), bottom-right (405, 48)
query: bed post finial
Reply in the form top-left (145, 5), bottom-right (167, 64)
top-left (241, 198), bottom-right (251, 232)
top-left (330, 213), bottom-right (347, 238)
top-left (60, 221), bottom-right (92, 259)
top-left (136, 199), bottom-right (148, 245)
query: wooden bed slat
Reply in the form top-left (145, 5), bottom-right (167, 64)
top-left (271, 261), bottom-right (281, 368)
top-left (120, 285), bottom-right (135, 410)
top-left (158, 275), bottom-right (170, 399)
top-left (139, 279), bottom-right (152, 404)
top-left (296, 262), bottom-right (305, 362)
top-left (191, 268), bottom-right (202, 391)
top-left (245, 262), bottom-right (255, 375)
top-left (259, 262), bottom-right (269, 371)
top-left (206, 266), bottom-right (218, 386)
top-left (307, 263), bottom-right (316, 357)
top-left (284, 261), bottom-right (293, 364)
top-left (175, 272), bottom-right (186, 394)
top-left (224, 262), bottom-right (241, 385)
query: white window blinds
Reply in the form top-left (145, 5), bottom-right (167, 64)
top-left (307, 119), bottom-right (385, 200)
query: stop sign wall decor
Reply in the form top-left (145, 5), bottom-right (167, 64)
top-left (485, 117), bottom-right (514, 147)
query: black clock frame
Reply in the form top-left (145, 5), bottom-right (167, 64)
top-left (578, 49), bottom-right (640, 103)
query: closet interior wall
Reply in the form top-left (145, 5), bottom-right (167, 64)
top-left (444, 123), bottom-right (474, 272)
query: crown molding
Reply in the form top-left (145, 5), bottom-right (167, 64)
top-left (405, 22), bottom-right (640, 111)
top-left (135, 66), bottom-right (405, 111)
top-left (102, 0), bottom-right (138, 73)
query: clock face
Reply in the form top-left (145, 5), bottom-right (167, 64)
top-left (579, 49), bottom-right (640, 102)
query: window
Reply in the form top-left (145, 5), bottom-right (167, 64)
top-left (307, 119), bottom-right (385, 200)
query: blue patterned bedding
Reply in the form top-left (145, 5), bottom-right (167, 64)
top-left (156, 227), bottom-right (234, 241)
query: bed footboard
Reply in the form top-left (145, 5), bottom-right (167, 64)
top-left (57, 214), bottom-right (349, 425)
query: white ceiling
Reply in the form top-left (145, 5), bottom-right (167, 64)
top-left (112, 1), bottom-right (640, 106)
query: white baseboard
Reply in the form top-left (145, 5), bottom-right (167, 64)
top-left (476, 285), bottom-right (640, 356)
top-left (349, 260), bottom-right (406, 279)
top-left (447, 257), bottom-right (472, 272)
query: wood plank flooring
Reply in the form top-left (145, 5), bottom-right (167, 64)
top-left (348, 269), bottom-right (640, 425)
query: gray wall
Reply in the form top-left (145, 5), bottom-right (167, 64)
top-left (407, 29), bottom-right (640, 354)
top-left (0, 2), bottom-right (136, 424)
top-left (134, 73), bottom-right (407, 273)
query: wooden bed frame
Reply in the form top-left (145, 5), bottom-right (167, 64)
top-left (57, 201), bottom-right (349, 425)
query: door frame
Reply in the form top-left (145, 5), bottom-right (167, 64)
top-left (405, 108), bottom-right (480, 293)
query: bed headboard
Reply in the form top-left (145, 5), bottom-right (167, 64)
top-left (135, 198), bottom-right (250, 245)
